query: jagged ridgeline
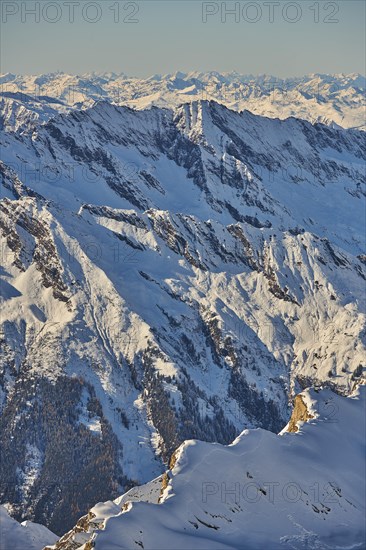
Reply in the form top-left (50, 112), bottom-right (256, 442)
top-left (0, 98), bottom-right (365, 533)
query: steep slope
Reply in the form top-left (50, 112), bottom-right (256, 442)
top-left (0, 100), bottom-right (365, 534)
top-left (1, 72), bottom-right (365, 129)
top-left (0, 505), bottom-right (57, 550)
top-left (47, 385), bottom-right (366, 550)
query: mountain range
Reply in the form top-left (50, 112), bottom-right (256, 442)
top-left (0, 75), bottom-right (365, 545)
top-left (1, 72), bottom-right (365, 130)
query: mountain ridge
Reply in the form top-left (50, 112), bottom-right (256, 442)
top-left (46, 384), bottom-right (366, 550)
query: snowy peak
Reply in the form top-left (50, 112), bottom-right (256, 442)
top-left (0, 506), bottom-right (57, 550)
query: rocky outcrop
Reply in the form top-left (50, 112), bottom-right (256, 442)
top-left (286, 394), bottom-right (314, 433)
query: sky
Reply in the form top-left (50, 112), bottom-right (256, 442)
top-left (1, 0), bottom-right (365, 77)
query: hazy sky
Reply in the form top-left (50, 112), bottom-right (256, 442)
top-left (1, 0), bottom-right (365, 76)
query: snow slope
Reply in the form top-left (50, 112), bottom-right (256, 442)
top-left (48, 385), bottom-right (366, 550)
top-left (0, 505), bottom-right (57, 550)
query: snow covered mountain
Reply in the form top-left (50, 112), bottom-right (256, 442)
top-left (47, 385), bottom-right (366, 550)
top-left (0, 98), bottom-right (365, 536)
top-left (1, 72), bottom-right (365, 130)
top-left (0, 505), bottom-right (57, 550)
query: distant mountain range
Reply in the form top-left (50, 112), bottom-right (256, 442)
top-left (1, 72), bottom-right (365, 130)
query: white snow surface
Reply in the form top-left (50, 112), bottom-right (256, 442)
top-left (0, 505), bottom-right (58, 550)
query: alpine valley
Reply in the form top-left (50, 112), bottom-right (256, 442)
top-left (0, 72), bottom-right (365, 549)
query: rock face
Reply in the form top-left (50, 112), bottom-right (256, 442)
top-left (286, 394), bottom-right (314, 433)
top-left (46, 385), bottom-right (366, 550)
top-left (0, 98), bottom-right (365, 534)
